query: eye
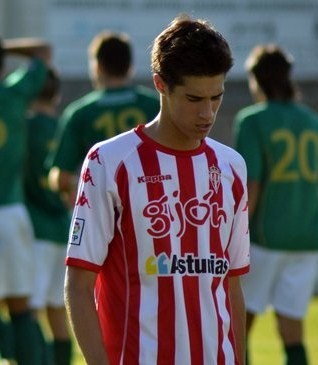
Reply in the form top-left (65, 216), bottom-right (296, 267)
top-left (211, 93), bottom-right (224, 101)
top-left (187, 95), bottom-right (201, 102)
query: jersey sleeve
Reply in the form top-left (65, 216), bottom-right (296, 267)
top-left (50, 107), bottom-right (83, 172)
top-left (66, 143), bottom-right (117, 272)
top-left (228, 156), bottom-right (250, 276)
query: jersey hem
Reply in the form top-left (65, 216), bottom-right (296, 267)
top-left (228, 265), bottom-right (250, 276)
top-left (65, 257), bottom-right (101, 273)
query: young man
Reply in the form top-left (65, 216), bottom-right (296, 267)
top-left (234, 44), bottom-right (318, 365)
top-left (48, 30), bottom-right (159, 206)
top-left (24, 68), bottom-right (72, 365)
top-left (65, 15), bottom-right (250, 365)
top-left (0, 38), bottom-right (51, 364)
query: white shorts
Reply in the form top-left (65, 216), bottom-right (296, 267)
top-left (30, 240), bottom-right (67, 309)
top-left (242, 244), bottom-right (318, 319)
top-left (0, 204), bottom-right (34, 298)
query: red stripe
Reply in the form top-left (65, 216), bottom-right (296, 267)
top-left (226, 165), bottom-right (249, 363)
top-left (205, 147), bottom-right (227, 364)
top-left (176, 155), bottom-right (204, 364)
top-left (231, 165), bottom-right (244, 214)
top-left (229, 266), bottom-right (250, 276)
top-left (137, 143), bottom-right (175, 365)
top-left (116, 163), bottom-right (141, 364)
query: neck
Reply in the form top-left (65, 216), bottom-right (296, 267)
top-left (144, 117), bottom-right (202, 151)
top-left (95, 75), bottom-right (130, 89)
top-left (30, 100), bottom-right (56, 116)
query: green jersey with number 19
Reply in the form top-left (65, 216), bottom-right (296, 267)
top-left (52, 85), bottom-right (159, 173)
top-left (234, 101), bottom-right (318, 251)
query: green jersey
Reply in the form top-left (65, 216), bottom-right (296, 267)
top-left (52, 85), bottom-right (159, 172)
top-left (0, 59), bottom-right (47, 205)
top-left (234, 101), bottom-right (318, 251)
top-left (24, 112), bottom-right (70, 244)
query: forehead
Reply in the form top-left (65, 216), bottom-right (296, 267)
top-left (175, 75), bottom-right (225, 96)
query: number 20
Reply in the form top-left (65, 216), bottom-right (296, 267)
top-left (271, 129), bottom-right (318, 183)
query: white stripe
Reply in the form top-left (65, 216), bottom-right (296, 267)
top-left (192, 154), bottom-right (219, 364)
top-left (217, 285), bottom-right (235, 365)
top-left (127, 151), bottom-right (159, 364)
top-left (157, 151), bottom-right (192, 364)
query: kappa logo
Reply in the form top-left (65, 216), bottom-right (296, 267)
top-left (82, 167), bottom-right (95, 186)
top-left (70, 218), bottom-right (85, 245)
top-left (137, 174), bottom-right (172, 184)
top-left (76, 191), bottom-right (91, 208)
top-left (88, 147), bottom-right (101, 164)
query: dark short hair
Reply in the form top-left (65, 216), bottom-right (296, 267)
top-left (38, 68), bottom-right (60, 101)
top-left (151, 14), bottom-right (233, 90)
top-left (245, 44), bottom-right (296, 101)
top-left (89, 31), bottom-right (132, 77)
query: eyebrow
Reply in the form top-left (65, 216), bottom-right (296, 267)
top-left (186, 91), bottom-right (224, 99)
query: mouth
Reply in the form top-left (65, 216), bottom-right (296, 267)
top-left (196, 123), bottom-right (212, 132)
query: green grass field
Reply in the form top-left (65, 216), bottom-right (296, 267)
top-left (72, 297), bottom-right (318, 365)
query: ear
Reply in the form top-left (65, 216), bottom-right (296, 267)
top-left (153, 73), bottom-right (167, 95)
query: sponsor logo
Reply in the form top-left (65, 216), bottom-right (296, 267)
top-left (145, 253), bottom-right (229, 276)
top-left (143, 190), bottom-right (227, 238)
top-left (138, 174), bottom-right (172, 184)
top-left (70, 218), bottom-right (85, 245)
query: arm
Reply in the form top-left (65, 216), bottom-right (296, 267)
top-left (247, 180), bottom-right (261, 218)
top-left (2, 38), bottom-right (51, 64)
top-left (229, 276), bottom-right (246, 365)
top-left (64, 266), bottom-right (110, 365)
top-left (48, 167), bottom-right (78, 208)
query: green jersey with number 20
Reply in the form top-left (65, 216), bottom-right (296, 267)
top-left (234, 101), bottom-right (318, 251)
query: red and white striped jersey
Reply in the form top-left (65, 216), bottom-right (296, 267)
top-left (66, 124), bottom-right (250, 365)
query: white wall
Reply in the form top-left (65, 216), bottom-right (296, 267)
top-left (2, 0), bottom-right (318, 80)
top-left (48, 1), bottom-right (318, 80)
top-left (1, 0), bottom-right (47, 37)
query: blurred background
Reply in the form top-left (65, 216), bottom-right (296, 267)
top-left (2, 0), bottom-right (318, 146)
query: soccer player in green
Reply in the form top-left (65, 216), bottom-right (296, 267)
top-left (234, 44), bottom-right (318, 365)
top-left (0, 38), bottom-right (51, 364)
top-left (49, 30), bottom-right (160, 206)
top-left (24, 68), bottom-right (72, 365)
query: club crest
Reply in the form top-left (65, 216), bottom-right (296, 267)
top-left (209, 165), bottom-right (221, 194)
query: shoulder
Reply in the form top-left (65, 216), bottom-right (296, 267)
top-left (87, 127), bottom-right (142, 166)
top-left (235, 103), bottom-right (267, 124)
top-left (134, 85), bottom-right (159, 101)
top-left (206, 138), bottom-right (247, 170)
top-left (295, 102), bottom-right (318, 121)
top-left (62, 90), bottom-right (100, 117)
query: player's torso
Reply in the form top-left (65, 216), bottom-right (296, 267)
top-left (249, 102), bottom-right (318, 250)
top-left (0, 62), bottom-right (47, 205)
top-left (24, 113), bottom-right (70, 242)
top-left (96, 134), bottom-right (244, 365)
top-left (0, 86), bottom-right (30, 204)
top-left (75, 87), bottom-right (159, 153)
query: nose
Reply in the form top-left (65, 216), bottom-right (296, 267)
top-left (199, 100), bottom-right (214, 121)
